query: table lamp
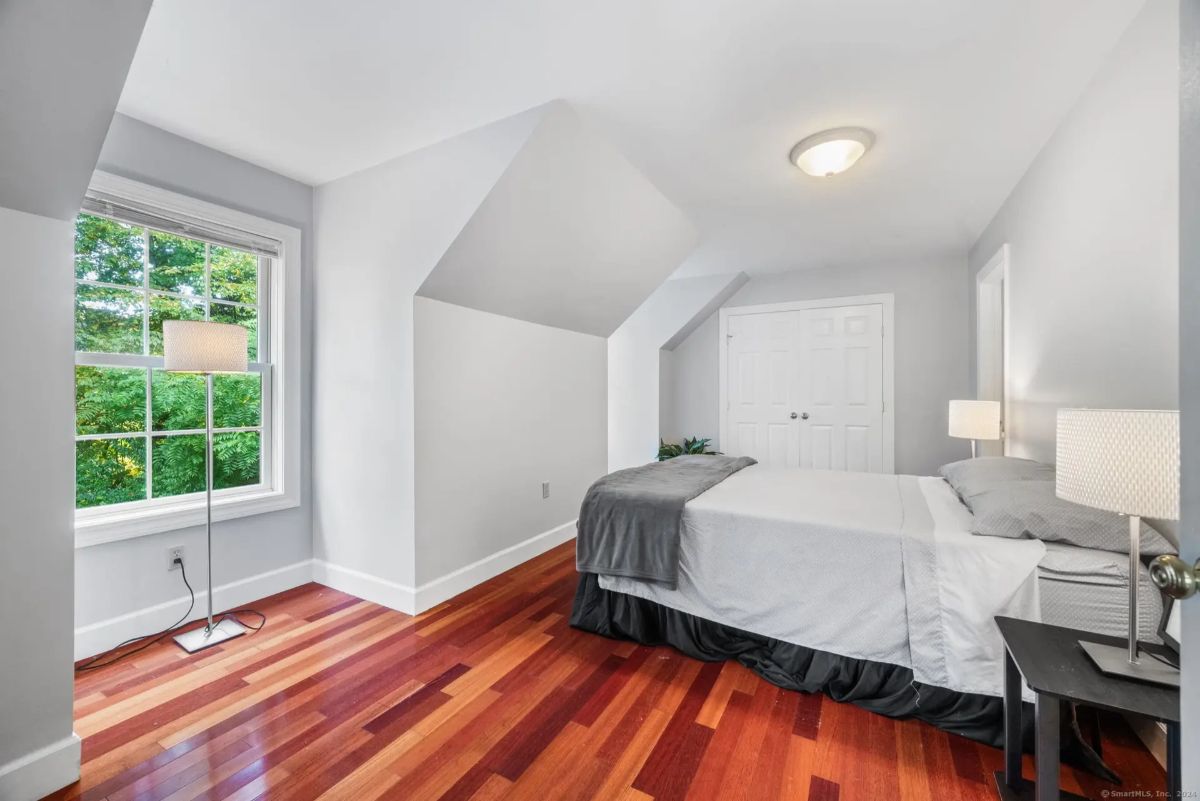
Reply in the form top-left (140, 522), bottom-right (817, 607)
top-left (949, 400), bottom-right (1001, 458)
top-left (163, 319), bottom-right (249, 653)
top-left (1056, 408), bottom-right (1180, 685)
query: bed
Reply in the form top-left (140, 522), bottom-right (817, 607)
top-left (570, 457), bottom-right (1170, 745)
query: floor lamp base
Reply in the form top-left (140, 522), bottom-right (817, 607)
top-left (1079, 641), bottom-right (1179, 688)
top-left (174, 617), bottom-right (248, 653)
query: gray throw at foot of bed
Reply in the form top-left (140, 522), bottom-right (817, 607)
top-left (570, 572), bottom-right (1006, 745)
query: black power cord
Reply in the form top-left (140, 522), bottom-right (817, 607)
top-left (75, 558), bottom-right (266, 672)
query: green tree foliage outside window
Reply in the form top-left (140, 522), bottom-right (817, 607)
top-left (73, 213), bottom-right (266, 509)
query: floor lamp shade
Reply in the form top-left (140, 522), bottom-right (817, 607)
top-left (1055, 409), bottom-right (1179, 520)
top-left (163, 320), bottom-right (247, 373)
top-left (948, 400), bottom-right (1001, 440)
top-left (1055, 408), bottom-right (1180, 686)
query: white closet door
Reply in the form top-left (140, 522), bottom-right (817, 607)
top-left (724, 311), bottom-right (800, 468)
top-left (796, 304), bottom-right (884, 472)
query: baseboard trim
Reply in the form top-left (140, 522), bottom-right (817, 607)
top-left (415, 520), bottom-right (577, 611)
top-left (74, 560), bottom-right (314, 660)
top-left (0, 733), bottom-right (81, 801)
top-left (311, 560), bottom-right (417, 615)
top-left (312, 520), bottom-right (577, 616)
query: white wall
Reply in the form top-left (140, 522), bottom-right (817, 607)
top-left (967, 0), bottom-right (1179, 464)
top-left (313, 108), bottom-right (541, 605)
top-left (608, 274), bottom-right (746, 471)
top-left (0, 206), bottom-right (78, 798)
top-left (73, 115), bottom-right (315, 654)
top-left (666, 257), bottom-right (970, 476)
top-left (413, 298), bottom-right (606, 586)
top-left (0, 0), bottom-right (151, 220)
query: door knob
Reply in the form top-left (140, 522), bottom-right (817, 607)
top-left (1150, 554), bottom-right (1200, 599)
top-left (790, 412), bottom-right (810, 420)
top-left (790, 412), bottom-right (797, 419)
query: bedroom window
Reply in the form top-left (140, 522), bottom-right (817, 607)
top-left (74, 172), bottom-right (301, 546)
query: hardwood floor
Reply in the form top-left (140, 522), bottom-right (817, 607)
top-left (51, 541), bottom-right (1165, 801)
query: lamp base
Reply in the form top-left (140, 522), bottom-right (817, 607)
top-left (174, 617), bottom-right (247, 654)
top-left (1079, 641), bottom-right (1179, 688)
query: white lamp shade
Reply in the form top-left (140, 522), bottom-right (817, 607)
top-left (948, 400), bottom-right (1001, 440)
top-left (1056, 408), bottom-right (1179, 520)
top-left (162, 320), bottom-right (248, 373)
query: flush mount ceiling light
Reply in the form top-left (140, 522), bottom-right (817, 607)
top-left (789, 127), bottom-right (875, 177)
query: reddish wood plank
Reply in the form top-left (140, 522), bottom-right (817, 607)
top-left (631, 661), bottom-right (723, 801)
top-left (810, 775), bottom-right (841, 801)
top-left (793, 689), bottom-right (824, 739)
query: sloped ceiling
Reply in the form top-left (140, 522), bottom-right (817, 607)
top-left (119, 1), bottom-right (1142, 275)
top-left (0, 0), bottom-right (152, 220)
top-left (417, 102), bottom-right (697, 337)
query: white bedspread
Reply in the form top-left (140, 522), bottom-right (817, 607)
top-left (598, 466), bottom-right (1045, 698)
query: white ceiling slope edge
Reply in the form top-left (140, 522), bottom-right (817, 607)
top-left (609, 273), bottom-right (747, 471)
top-left (418, 101), bottom-right (698, 337)
top-left (0, 0), bottom-right (152, 220)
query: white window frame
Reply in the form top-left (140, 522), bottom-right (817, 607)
top-left (75, 171), bottom-right (302, 547)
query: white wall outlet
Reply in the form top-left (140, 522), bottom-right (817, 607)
top-left (542, 481), bottom-right (550, 499)
top-left (168, 546), bottom-right (185, 571)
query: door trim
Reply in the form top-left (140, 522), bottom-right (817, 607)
top-left (718, 293), bottom-right (896, 473)
top-left (976, 244), bottom-right (1010, 456)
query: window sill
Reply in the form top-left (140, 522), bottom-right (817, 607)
top-left (75, 487), bottom-right (300, 548)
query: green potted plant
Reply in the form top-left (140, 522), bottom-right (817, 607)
top-left (657, 436), bottom-right (720, 461)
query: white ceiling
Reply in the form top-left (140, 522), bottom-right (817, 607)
top-left (118, 0), bottom-right (1143, 275)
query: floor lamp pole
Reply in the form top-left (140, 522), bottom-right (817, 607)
top-left (174, 372), bottom-right (247, 653)
top-left (1127, 514), bottom-right (1140, 663)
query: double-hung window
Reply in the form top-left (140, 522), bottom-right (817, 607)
top-left (74, 172), bottom-right (300, 545)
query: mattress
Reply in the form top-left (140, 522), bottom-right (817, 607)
top-left (857, 470), bottom-right (1164, 642)
top-left (1038, 541), bottom-right (1164, 643)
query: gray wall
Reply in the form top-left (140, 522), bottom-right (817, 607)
top-left (967, 0), bottom-right (1179, 464)
top-left (413, 298), bottom-right (607, 583)
top-left (0, 0), bottom-right (151, 220)
top-left (666, 257), bottom-right (970, 477)
top-left (76, 115), bottom-right (314, 634)
top-left (0, 6), bottom-right (150, 796)
top-left (313, 107), bottom-right (538, 594)
top-left (1179, 0), bottom-right (1198, 787)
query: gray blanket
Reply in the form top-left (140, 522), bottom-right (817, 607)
top-left (575, 454), bottom-right (757, 588)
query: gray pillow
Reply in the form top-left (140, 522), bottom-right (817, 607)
top-left (939, 456), bottom-right (1055, 504)
top-left (969, 480), bottom-right (1175, 556)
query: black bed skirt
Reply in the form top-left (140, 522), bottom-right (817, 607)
top-left (569, 572), bottom-right (1008, 746)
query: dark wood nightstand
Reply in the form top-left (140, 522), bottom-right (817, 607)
top-left (994, 616), bottom-right (1180, 801)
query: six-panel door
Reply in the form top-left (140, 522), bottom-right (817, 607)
top-left (726, 303), bottom-right (885, 472)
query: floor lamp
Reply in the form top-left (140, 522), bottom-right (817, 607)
top-left (163, 319), bottom-right (250, 653)
top-left (1056, 408), bottom-right (1180, 686)
top-left (948, 399), bottom-right (1001, 458)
